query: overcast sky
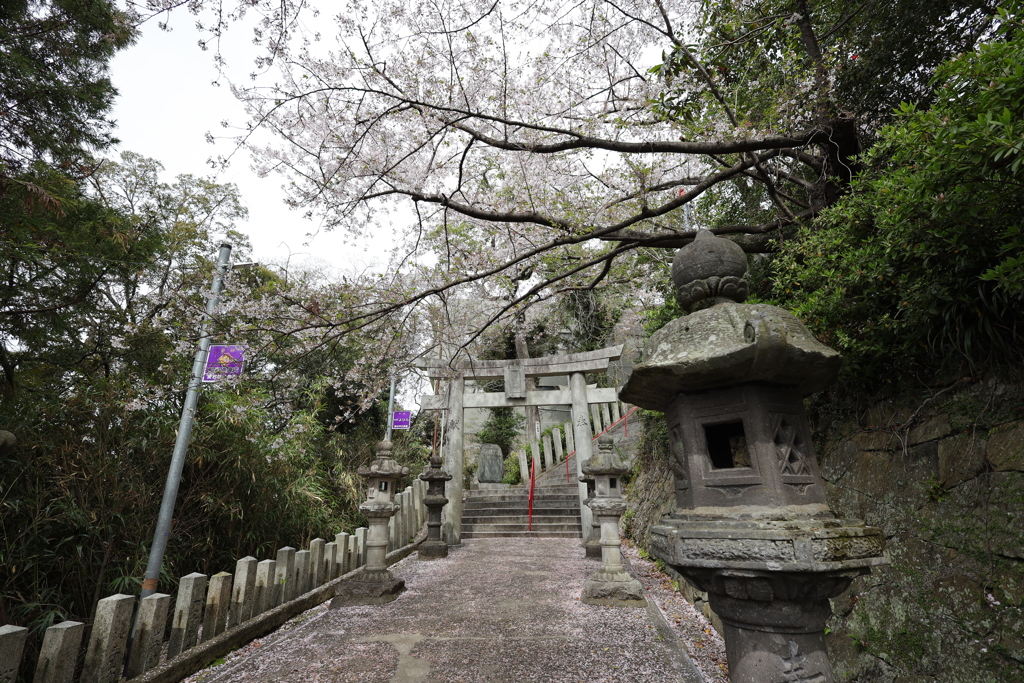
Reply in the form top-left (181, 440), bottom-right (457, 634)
top-left (108, 10), bottom-right (399, 275)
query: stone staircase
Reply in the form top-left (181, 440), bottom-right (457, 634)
top-left (461, 484), bottom-right (582, 538)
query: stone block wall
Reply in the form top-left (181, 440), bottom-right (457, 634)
top-left (818, 377), bottom-right (1024, 683)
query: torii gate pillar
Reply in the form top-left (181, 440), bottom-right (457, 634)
top-left (440, 374), bottom-right (465, 545)
top-left (569, 371), bottom-right (595, 543)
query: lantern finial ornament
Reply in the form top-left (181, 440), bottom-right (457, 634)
top-left (619, 234), bottom-right (887, 682)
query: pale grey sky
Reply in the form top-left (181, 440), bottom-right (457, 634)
top-left (108, 11), bottom-right (398, 274)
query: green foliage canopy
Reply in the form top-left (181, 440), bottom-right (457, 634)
top-left (771, 2), bottom-right (1024, 375)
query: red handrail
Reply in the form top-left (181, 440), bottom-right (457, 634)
top-left (527, 459), bottom-right (536, 531)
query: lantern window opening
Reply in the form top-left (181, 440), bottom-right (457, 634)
top-left (380, 481), bottom-right (388, 492)
top-left (610, 477), bottom-right (618, 490)
top-left (704, 420), bottom-right (751, 469)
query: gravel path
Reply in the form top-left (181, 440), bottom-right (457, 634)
top-left (183, 538), bottom-right (722, 683)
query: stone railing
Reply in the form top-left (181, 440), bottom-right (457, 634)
top-left (1, 479), bottom-right (428, 683)
top-left (515, 400), bottom-right (636, 481)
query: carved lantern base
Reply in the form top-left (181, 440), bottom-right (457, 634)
top-left (652, 516), bottom-right (887, 682)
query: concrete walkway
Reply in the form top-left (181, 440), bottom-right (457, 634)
top-left (187, 539), bottom-right (705, 683)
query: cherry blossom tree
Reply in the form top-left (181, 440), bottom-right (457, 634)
top-left (129, 0), bottom-right (996, 357)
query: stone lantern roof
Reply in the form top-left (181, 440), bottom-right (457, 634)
top-left (357, 441), bottom-right (410, 480)
top-left (621, 230), bottom-right (841, 411)
top-left (581, 435), bottom-right (629, 477)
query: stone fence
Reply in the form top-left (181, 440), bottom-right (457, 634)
top-left (514, 401), bottom-right (637, 482)
top-left (1, 479), bottom-right (429, 683)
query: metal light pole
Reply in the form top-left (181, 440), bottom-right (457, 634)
top-left (140, 242), bottom-right (232, 599)
top-left (385, 374), bottom-right (396, 442)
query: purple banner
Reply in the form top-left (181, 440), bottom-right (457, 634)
top-left (202, 345), bottom-right (245, 382)
top-left (391, 410), bottom-right (411, 430)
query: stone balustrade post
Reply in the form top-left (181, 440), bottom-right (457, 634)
top-left (590, 404), bottom-right (603, 435)
top-left (530, 441), bottom-right (541, 473)
top-left (167, 573), bottom-right (205, 659)
top-left (553, 428), bottom-right (564, 463)
top-left (542, 434), bottom-right (553, 470)
top-left (310, 538), bottom-right (326, 587)
top-left (275, 547), bottom-right (296, 604)
top-left (33, 620), bottom-right (85, 683)
top-left (228, 557), bottom-right (257, 628)
top-left (517, 448), bottom-right (529, 483)
top-left (294, 550), bottom-right (311, 596)
top-left (126, 594), bottom-right (169, 677)
top-left (324, 542), bottom-right (338, 581)
top-left (253, 560), bottom-right (276, 616)
top-left (350, 532), bottom-right (362, 569)
top-left (0, 625), bottom-right (28, 683)
top-left (202, 572), bottom-right (232, 642)
top-left (564, 421), bottom-right (575, 455)
top-left (336, 532), bottom-right (350, 575)
top-left (81, 594), bottom-right (135, 683)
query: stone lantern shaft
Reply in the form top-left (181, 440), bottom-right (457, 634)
top-left (620, 230), bottom-right (887, 683)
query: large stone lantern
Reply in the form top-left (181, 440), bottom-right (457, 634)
top-left (418, 450), bottom-right (452, 559)
top-left (620, 230), bottom-right (887, 683)
top-left (580, 434), bottom-right (645, 607)
top-left (332, 440), bottom-right (409, 606)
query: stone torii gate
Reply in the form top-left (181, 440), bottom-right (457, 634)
top-left (420, 346), bottom-right (624, 545)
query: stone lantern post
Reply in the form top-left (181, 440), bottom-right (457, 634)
top-left (418, 450), bottom-right (452, 559)
top-left (332, 440), bottom-right (409, 606)
top-left (580, 434), bottom-right (646, 607)
top-left (620, 230), bottom-right (888, 683)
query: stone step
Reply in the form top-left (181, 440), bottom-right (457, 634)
top-left (463, 506), bottom-right (580, 516)
top-left (461, 530), bottom-right (583, 539)
top-left (467, 485), bottom-right (578, 495)
top-left (463, 501), bottom-right (580, 510)
top-left (463, 515), bottom-right (581, 525)
top-left (465, 491), bottom-right (579, 500)
top-left (462, 522), bottom-right (582, 534)
top-left (463, 498), bottom-right (579, 508)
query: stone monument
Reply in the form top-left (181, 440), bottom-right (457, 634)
top-left (620, 230), bottom-right (888, 683)
top-left (580, 434), bottom-right (646, 607)
top-left (418, 449), bottom-right (452, 560)
top-left (477, 443), bottom-right (505, 488)
top-left (332, 441), bottom-right (409, 606)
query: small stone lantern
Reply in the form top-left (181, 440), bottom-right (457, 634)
top-left (418, 450), bottom-right (452, 559)
top-left (332, 440), bottom-right (409, 606)
top-left (620, 230), bottom-right (887, 682)
top-left (580, 434), bottom-right (645, 607)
